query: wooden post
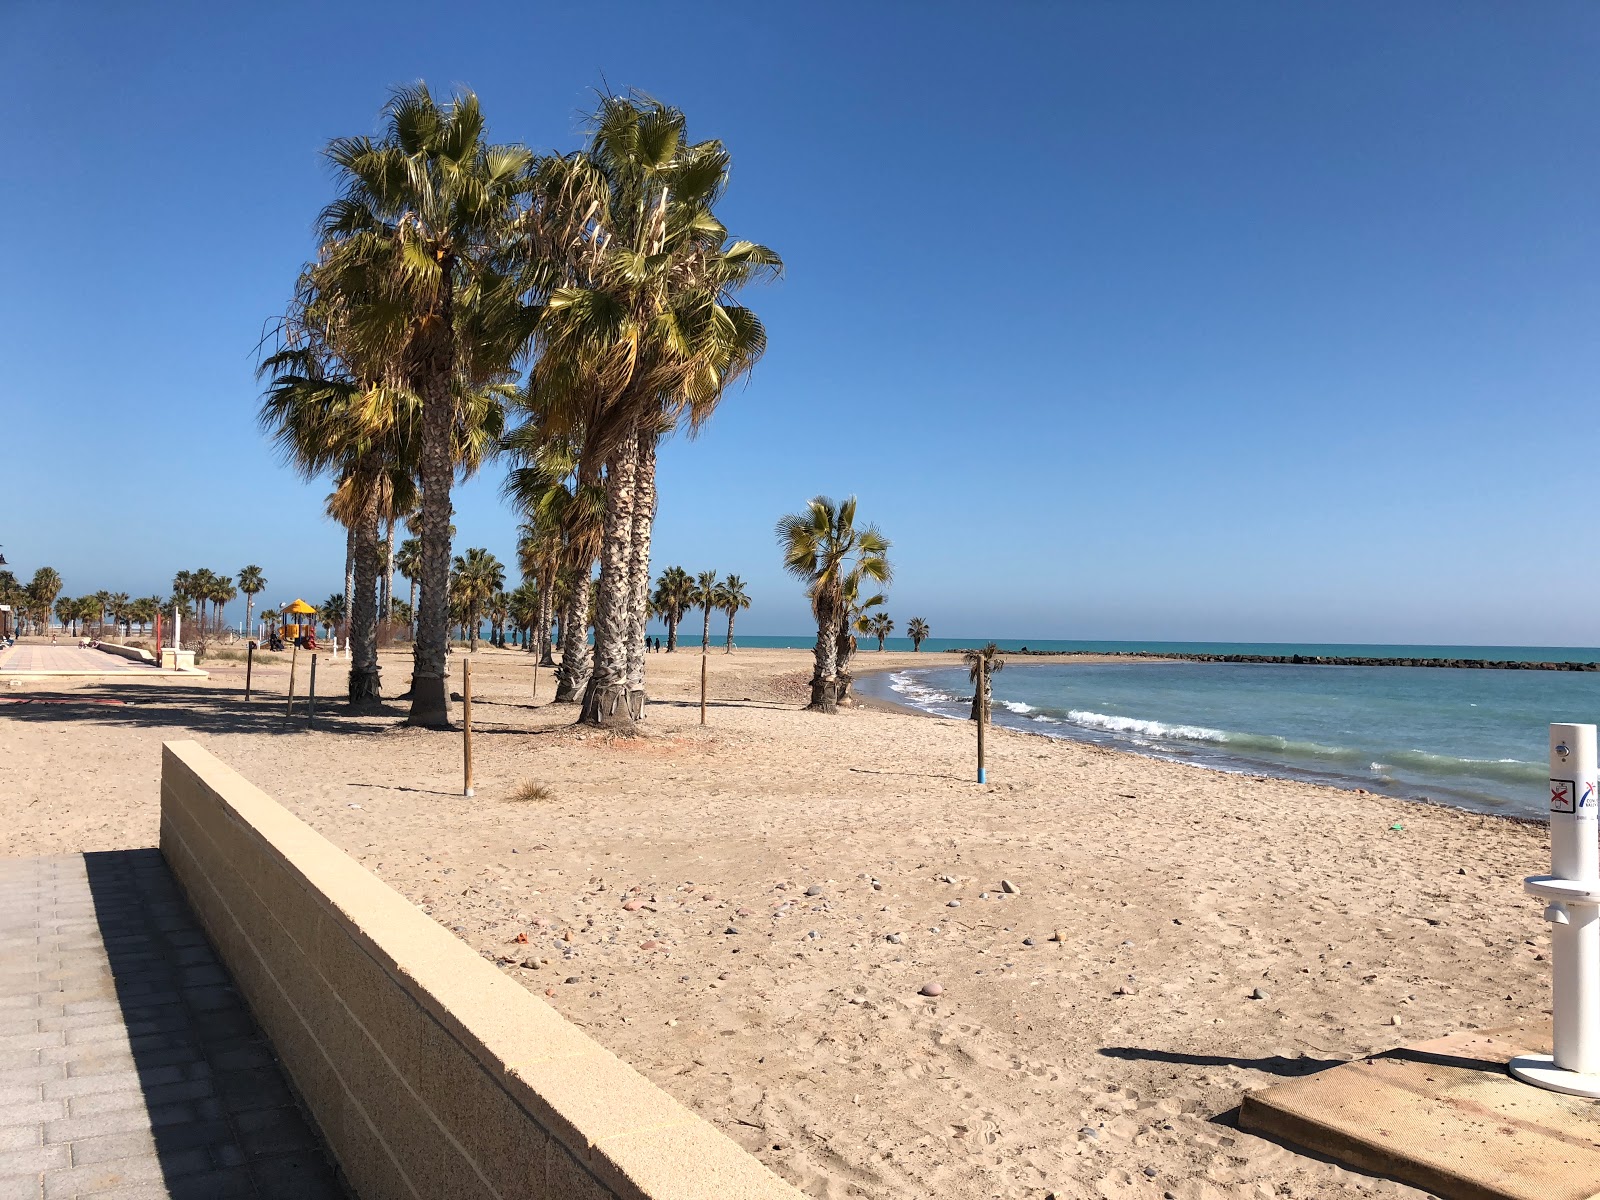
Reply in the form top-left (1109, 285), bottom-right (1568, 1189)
top-left (283, 643), bottom-right (299, 730)
top-left (244, 643), bottom-right (254, 701)
top-left (700, 652), bottom-right (708, 726)
top-left (532, 658), bottom-right (539, 703)
top-left (307, 654), bottom-right (318, 727)
top-left (463, 659), bottom-right (475, 797)
top-left (977, 654), bottom-right (987, 784)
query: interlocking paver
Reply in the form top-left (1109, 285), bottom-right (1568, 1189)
top-left (0, 856), bottom-right (343, 1198)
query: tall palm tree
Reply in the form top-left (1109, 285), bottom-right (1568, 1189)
top-left (131, 597), bottom-right (161, 635)
top-left (315, 84), bottom-right (533, 727)
top-left (868, 612), bottom-right (894, 651)
top-left (689, 570), bottom-right (721, 652)
top-left (532, 95), bottom-right (781, 730)
top-left (507, 581), bottom-right (540, 651)
top-left (907, 617), bottom-right (930, 651)
top-left (107, 593), bottom-right (132, 639)
top-left (27, 568), bottom-right (62, 637)
top-left (237, 566), bottom-right (266, 638)
top-left (719, 574), bottom-right (750, 653)
top-left (451, 548), bottom-right (504, 652)
top-left (651, 566), bottom-right (694, 652)
top-left (776, 496), bottom-right (891, 713)
top-left (211, 576), bottom-right (238, 635)
top-left (54, 596), bottom-right (75, 636)
top-left (963, 642), bottom-right (1006, 722)
top-left (503, 404), bottom-right (603, 692)
top-left (395, 538), bottom-right (422, 639)
top-left (835, 581), bottom-right (885, 704)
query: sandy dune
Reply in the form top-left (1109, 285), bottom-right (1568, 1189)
top-left (0, 645), bottom-right (1551, 1199)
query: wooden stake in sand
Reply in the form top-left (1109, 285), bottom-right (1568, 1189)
top-left (976, 654), bottom-right (988, 784)
top-left (244, 643), bottom-right (253, 701)
top-left (283, 643), bottom-right (299, 730)
top-left (700, 651), bottom-right (708, 726)
top-left (462, 659), bottom-right (475, 798)
top-left (306, 654), bottom-right (318, 727)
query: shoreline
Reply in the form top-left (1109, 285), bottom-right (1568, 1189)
top-left (937, 647), bottom-right (1600, 671)
top-left (852, 656), bottom-right (1554, 826)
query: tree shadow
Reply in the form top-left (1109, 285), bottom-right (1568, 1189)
top-left (0, 682), bottom-right (401, 738)
top-left (75, 848), bottom-right (347, 1196)
top-left (1098, 1046), bottom-right (1347, 1077)
top-left (848, 766), bottom-right (969, 783)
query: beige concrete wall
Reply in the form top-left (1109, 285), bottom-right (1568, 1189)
top-left (159, 740), bottom-right (801, 1200)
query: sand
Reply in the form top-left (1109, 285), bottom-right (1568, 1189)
top-left (0, 644), bottom-right (1553, 1199)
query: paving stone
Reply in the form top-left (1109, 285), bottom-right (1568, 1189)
top-left (0, 1146), bottom-right (68, 1178)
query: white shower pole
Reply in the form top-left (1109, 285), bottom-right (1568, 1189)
top-left (1512, 723), bottom-right (1600, 1097)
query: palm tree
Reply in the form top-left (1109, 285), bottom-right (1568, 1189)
top-left (238, 566), bottom-right (266, 638)
top-left (211, 576), bottom-right (237, 635)
top-left (319, 594), bottom-right (346, 641)
top-left (502, 406), bottom-right (603, 690)
top-left (507, 581), bottom-right (540, 651)
top-left (314, 85), bottom-right (533, 728)
top-left (651, 567), bottom-right (694, 652)
top-left (689, 570), bottom-right (722, 652)
top-left (395, 538), bottom-right (422, 640)
top-left (28, 568), bottom-right (62, 637)
top-left (451, 548), bottom-right (504, 652)
top-left (868, 612), bottom-right (894, 651)
top-left (963, 642), bottom-right (1006, 722)
top-left (487, 591), bottom-right (510, 647)
top-left (532, 95), bottom-right (781, 730)
top-left (907, 617), bottom-right (930, 651)
top-left (54, 596), bottom-right (75, 636)
top-left (776, 496), bottom-right (891, 713)
top-left (719, 575), bottom-right (750, 653)
top-left (107, 593), bottom-right (132, 639)
top-left (131, 597), bottom-right (161, 635)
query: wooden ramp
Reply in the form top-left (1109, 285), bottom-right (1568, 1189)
top-left (1240, 1027), bottom-right (1600, 1200)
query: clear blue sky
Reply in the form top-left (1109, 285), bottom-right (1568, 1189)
top-left (3, 2), bottom-right (1597, 645)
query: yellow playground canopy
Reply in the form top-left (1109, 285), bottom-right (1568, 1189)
top-left (279, 598), bottom-right (318, 640)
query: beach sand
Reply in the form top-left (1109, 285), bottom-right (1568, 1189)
top-left (1, 645), bottom-right (1550, 1199)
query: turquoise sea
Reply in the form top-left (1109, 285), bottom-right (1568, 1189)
top-left (842, 644), bottom-right (1600, 819)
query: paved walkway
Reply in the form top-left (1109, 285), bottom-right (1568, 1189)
top-left (0, 852), bottom-right (344, 1199)
top-left (0, 648), bottom-right (161, 675)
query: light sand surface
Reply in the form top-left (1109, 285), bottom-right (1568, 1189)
top-left (1, 645), bottom-right (1551, 1199)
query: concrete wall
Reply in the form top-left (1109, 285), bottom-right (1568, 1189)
top-left (95, 641), bottom-right (157, 665)
top-left (159, 740), bottom-right (801, 1200)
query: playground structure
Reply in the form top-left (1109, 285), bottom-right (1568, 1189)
top-left (279, 598), bottom-right (318, 644)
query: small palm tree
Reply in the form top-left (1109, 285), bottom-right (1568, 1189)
top-left (907, 617), bottom-right (930, 651)
top-left (652, 567), bottom-right (694, 652)
top-left (107, 593), bottom-right (132, 639)
top-left (719, 575), bottom-right (750, 653)
top-left (776, 495), bottom-right (891, 713)
top-left (868, 612), bottom-right (894, 651)
top-left (319, 593), bottom-right (347, 640)
top-left (395, 538), bottom-right (422, 639)
top-left (963, 642), bottom-right (1005, 722)
top-left (451, 548), bottom-right (505, 652)
top-left (238, 566), bottom-right (266, 638)
top-left (690, 570), bottom-right (721, 652)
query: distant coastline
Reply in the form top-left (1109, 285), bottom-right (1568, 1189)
top-left (941, 648), bottom-right (1600, 672)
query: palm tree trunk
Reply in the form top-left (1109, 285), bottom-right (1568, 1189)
top-left (579, 425), bottom-right (639, 729)
top-left (468, 604), bottom-right (479, 653)
top-left (407, 577), bottom-right (417, 639)
top-left (348, 469), bottom-right (383, 706)
top-left (701, 608), bottom-right (711, 652)
top-left (407, 283), bottom-right (457, 728)
top-left (554, 569), bottom-right (592, 703)
top-left (382, 519), bottom-right (396, 624)
top-left (666, 615), bottom-right (679, 652)
top-left (624, 433), bottom-right (657, 720)
top-left (245, 596), bottom-right (254, 642)
top-left (835, 619), bottom-right (857, 704)
top-left (808, 618), bottom-right (839, 714)
top-left (343, 527), bottom-right (355, 645)
top-left (538, 582), bottom-right (556, 666)
top-left (725, 609), bottom-right (735, 653)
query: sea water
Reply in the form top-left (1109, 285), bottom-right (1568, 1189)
top-left (853, 658), bottom-right (1600, 818)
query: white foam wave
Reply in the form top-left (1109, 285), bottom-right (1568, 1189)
top-left (1001, 700), bottom-right (1035, 714)
top-left (1065, 709), bottom-right (1229, 743)
top-left (888, 671), bottom-right (961, 710)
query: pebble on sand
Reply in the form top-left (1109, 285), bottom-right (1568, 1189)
top-left (622, 899), bottom-right (642, 911)
top-left (919, 982), bottom-right (943, 997)
top-left (1249, 987), bottom-right (1268, 1001)
top-left (947, 900), bottom-right (961, 908)
top-left (805, 884), bottom-right (824, 896)
top-left (1001, 879), bottom-right (1020, 894)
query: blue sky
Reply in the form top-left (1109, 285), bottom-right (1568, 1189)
top-left (2, 2), bottom-right (1597, 645)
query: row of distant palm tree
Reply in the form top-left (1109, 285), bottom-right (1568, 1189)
top-left (648, 568), bottom-right (749, 652)
top-left (0, 567), bottom-right (62, 636)
top-left (260, 84), bottom-right (778, 725)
